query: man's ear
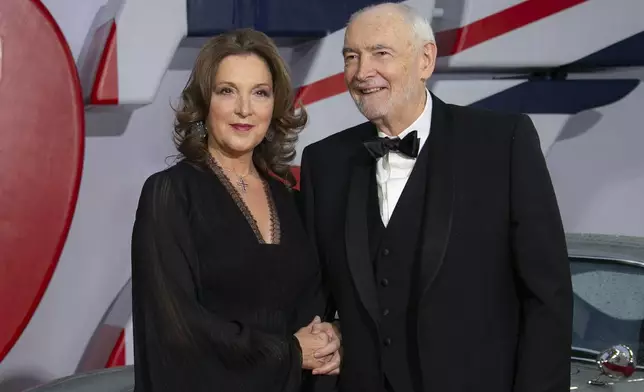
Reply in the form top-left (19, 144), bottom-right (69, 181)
top-left (420, 41), bottom-right (437, 81)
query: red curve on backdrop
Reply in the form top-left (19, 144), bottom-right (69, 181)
top-left (0, 0), bottom-right (84, 361)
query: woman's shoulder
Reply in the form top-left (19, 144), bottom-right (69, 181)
top-left (148, 159), bottom-right (206, 182)
top-left (139, 160), bottom-right (207, 201)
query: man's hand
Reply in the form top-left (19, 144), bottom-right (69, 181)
top-left (311, 320), bottom-right (342, 375)
top-left (294, 316), bottom-right (330, 370)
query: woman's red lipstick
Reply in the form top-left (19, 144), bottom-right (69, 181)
top-left (231, 123), bottom-right (254, 131)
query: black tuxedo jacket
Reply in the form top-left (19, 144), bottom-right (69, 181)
top-left (298, 94), bottom-right (573, 392)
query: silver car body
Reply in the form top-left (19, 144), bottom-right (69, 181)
top-left (567, 233), bottom-right (643, 391)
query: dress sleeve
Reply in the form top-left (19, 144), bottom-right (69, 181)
top-left (131, 171), bottom-right (303, 389)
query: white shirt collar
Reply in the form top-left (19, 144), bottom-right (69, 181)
top-left (377, 88), bottom-right (432, 150)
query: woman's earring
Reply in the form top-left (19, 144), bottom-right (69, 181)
top-left (194, 121), bottom-right (207, 139)
top-left (265, 129), bottom-right (275, 142)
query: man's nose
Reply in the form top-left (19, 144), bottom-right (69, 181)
top-left (355, 58), bottom-right (375, 81)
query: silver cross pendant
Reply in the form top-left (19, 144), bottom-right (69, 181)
top-left (237, 177), bottom-right (248, 193)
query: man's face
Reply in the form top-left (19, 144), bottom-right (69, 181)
top-left (343, 8), bottom-right (431, 123)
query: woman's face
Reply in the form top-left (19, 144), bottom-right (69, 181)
top-left (207, 53), bottom-right (275, 157)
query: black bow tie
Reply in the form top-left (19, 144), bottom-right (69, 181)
top-left (363, 130), bottom-right (420, 159)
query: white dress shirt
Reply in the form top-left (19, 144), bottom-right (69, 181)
top-left (376, 89), bottom-right (432, 226)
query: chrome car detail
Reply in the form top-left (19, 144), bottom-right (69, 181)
top-left (588, 344), bottom-right (636, 386)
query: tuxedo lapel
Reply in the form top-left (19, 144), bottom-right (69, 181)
top-left (345, 142), bottom-right (381, 323)
top-left (418, 95), bottom-right (456, 299)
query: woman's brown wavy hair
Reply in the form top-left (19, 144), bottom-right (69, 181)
top-left (172, 28), bottom-right (307, 188)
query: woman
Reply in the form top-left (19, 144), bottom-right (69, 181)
top-left (131, 29), bottom-right (338, 392)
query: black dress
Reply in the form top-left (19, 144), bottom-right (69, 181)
top-left (131, 159), bottom-right (329, 392)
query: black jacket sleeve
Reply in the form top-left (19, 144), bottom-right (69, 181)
top-left (509, 115), bottom-right (574, 392)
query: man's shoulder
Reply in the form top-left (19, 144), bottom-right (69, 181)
top-left (444, 101), bottom-right (525, 126)
top-left (302, 121), bottom-right (374, 158)
top-left (437, 98), bottom-right (537, 148)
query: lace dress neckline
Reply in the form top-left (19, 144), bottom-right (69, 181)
top-left (206, 155), bottom-right (281, 245)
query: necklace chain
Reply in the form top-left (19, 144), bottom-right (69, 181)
top-left (210, 154), bottom-right (254, 194)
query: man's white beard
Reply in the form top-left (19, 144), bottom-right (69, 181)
top-left (355, 80), bottom-right (418, 123)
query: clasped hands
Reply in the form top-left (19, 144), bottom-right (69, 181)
top-left (294, 316), bottom-right (341, 375)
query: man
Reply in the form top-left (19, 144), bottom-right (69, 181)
top-left (300, 3), bottom-right (573, 392)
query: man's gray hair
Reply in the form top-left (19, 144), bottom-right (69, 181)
top-left (348, 2), bottom-right (436, 46)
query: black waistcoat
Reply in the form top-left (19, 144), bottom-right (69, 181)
top-left (366, 144), bottom-right (431, 392)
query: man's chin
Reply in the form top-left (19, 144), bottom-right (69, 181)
top-left (358, 107), bottom-right (387, 121)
